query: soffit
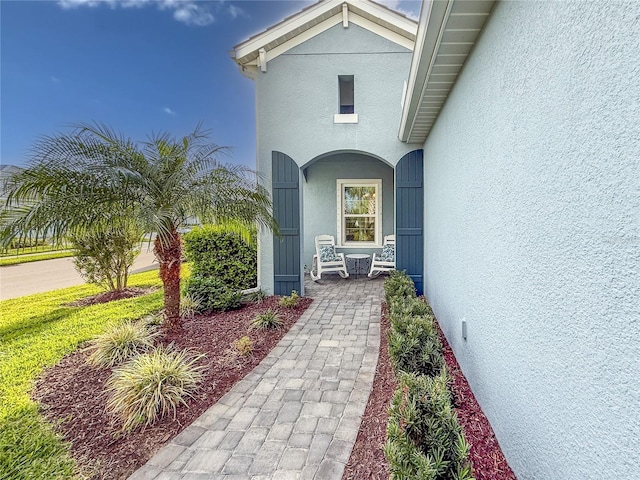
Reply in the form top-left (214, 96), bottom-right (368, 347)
top-left (231, 0), bottom-right (417, 76)
top-left (399, 0), bottom-right (495, 143)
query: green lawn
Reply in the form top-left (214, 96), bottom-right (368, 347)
top-left (0, 270), bottom-right (165, 479)
top-left (0, 250), bottom-right (75, 266)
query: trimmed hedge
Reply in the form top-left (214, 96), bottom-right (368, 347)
top-left (183, 225), bottom-right (256, 312)
top-left (384, 271), bottom-right (474, 480)
top-left (385, 371), bottom-right (473, 480)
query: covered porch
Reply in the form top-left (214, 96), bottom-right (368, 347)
top-left (270, 149), bottom-right (424, 296)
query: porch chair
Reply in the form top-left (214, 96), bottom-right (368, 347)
top-left (368, 234), bottom-right (396, 277)
top-left (310, 234), bottom-right (349, 281)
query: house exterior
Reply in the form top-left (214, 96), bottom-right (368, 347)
top-left (233, 0), bottom-right (639, 478)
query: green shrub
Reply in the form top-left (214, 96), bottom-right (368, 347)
top-left (70, 219), bottom-right (142, 292)
top-left (232, 336), bottom-right (253, 356)
top-left (279, 290), bottom-right (299, 308)
top-left (385, 371), bottom-right (473, 480)
top-left (87, 321), bottom-right (158, 367)
top-left (106, 346), bottom-right (205, 431)
top-left (389, 296), bottom-right (433, 318)
top-left (388, 313), bottom-right (445, 378)
top-left (384, 270), bottom-right (416, 303)
top-left (183, 225), bottom-right (257, 292)
top-left (179, 293), bottom-right (202, 319)
top-left (251, 309), bottom-right (283, 330)
top-left (184, 275), bottom-right (242, 312)
top-left (242, 288), bottom-right (267, 304)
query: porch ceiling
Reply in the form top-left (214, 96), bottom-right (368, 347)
top-left (399, 0), bottom-right (495, 144)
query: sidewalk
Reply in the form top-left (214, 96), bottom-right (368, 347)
top-left (130, 275), bottom-right (384, 479)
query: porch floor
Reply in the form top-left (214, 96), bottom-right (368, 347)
top-left (130, 274), bottom-right (386, 480)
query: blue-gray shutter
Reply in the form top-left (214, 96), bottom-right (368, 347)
top-left (396, 149), bottom-right (424, 295)
top-left (272, 151), bottom-right (301, 295)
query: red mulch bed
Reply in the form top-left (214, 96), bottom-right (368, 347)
top-left (64, 287), bottom-right (158, 307)
top-left (32, 296), bottom-right (312, 480)
top-left (343, 303), bottom-right (516, 480)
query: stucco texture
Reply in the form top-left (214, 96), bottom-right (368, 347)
top-left (422, 1), bottom-right (639, 478)
top-left (254, 22), bottom-right (417, 292)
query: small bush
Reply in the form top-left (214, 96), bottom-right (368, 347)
top-left (385, 371), bottom-right (473, 480)
top-left (389, 296), bottom-right (433, 318)
top-left (251, 309), bottom-right (283, 330)
top-left (242, 288), bottom-right (267, 304)
top-left (384, 270), bottom-right (416, 304)
top-left (87, 322), bottom-right (157, 368)
top-left (70, 219), bottom-right (142, 292)
top-left (180, 293), bottom-right (202, 319)
top-left (388, 312), bottom-right (444, 378)
top-left (183, 225), bottom-right (257, 291)
top-left (184, 276), bottom-right (242, 312)
top-left (106, 346), bottom-right (205, 431)
top-left (279, 290), bottom-right (299, 308)
top-left (232, 336), bottom-right (253, 356)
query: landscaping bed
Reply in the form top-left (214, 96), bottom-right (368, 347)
top-left (343, 294), bottom-right (516, 480)
top-left (32, 296), bottom-right (312, 479)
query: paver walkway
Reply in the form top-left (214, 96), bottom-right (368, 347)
top-left (130, 275), bottom-right (385, 480)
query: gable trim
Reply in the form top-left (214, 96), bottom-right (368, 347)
top-left (232, 0), bottom-right (417, 78)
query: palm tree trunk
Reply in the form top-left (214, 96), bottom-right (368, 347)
top-left (154, 228), bottom-right (182, 331)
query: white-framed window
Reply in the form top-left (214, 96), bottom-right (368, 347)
top-left (336, 179), bottom-right (382, 247)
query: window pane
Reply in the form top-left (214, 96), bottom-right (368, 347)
top-left (345, 216), bottom-right (375, 242)
top-left (344, 186), bottom-right (376, 215)
top-left (339, 75), bottom-right (354, 114)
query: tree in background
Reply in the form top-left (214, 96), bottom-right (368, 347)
top-left (69, 215), bottom-right (143, 292)
top-left (1, 123), bottom-right (276, 330)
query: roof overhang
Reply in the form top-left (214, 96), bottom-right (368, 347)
top-left (231, 0), bottom-right (417, 79)
top-left (399, 0), bottom-right (495, 143)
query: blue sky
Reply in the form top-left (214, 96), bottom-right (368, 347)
top-left (1, 0), bottom-right (420, 168)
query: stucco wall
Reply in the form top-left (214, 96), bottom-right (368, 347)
top-left (422, 1), bottom-right (639, 478)
top-left (254, 22), bottom-right (416, 292)
top-left (302, 153), bottom-right (394, 269)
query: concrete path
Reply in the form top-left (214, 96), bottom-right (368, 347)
top-left (0, 246), bottom-right (158, 300)
top-left (130, 275), bottom-right (385, 480)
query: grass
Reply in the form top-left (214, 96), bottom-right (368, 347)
top-left (1, 245), bottom-right (69, 256)
top-left (0, 269), bottom-right (167, 479)
top-left (106, 346), bottom-right (205, 431)
top-left (0, 250), bottom-right (75, 266)
top-left (250, 308), bottom-right (283, 330)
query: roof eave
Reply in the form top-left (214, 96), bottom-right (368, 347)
top-left (399, 0), bottom-right (495, 144)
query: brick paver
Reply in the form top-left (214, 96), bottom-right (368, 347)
top-left (130, 275), bottom-right (384, 480)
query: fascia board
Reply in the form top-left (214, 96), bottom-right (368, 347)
top-left (234, 0), bottom-right (342, 61)
top-left (264, 14), bottom-right (343, 64)
top-left (350, 12), bottom-right (415, 50)
top-left (350, 0), bottom-right (418, 36)
top-left (398, 0), bottom-right (452, 142)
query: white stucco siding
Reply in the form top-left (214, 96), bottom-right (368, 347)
top-left (422, 1), bottom-right (639, 478)
top-left (254, 22), bottom-right (417, 293)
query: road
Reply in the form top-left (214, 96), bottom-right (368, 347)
top-left (0, 247), bottom-right (159, 301)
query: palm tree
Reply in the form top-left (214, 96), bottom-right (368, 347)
top-left (1, 123), bottom-right (276, 330)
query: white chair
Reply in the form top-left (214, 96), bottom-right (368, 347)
top-left (310, 235), bottom-right (349, 281)
top-left (368, 235), bottom-right (395, 277)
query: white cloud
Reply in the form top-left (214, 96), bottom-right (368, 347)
top-left (377, 0), bottom-right (420, 21)
top-left (228, 4), bottom-right (247, 20)
top-left (173, 3), bottom-right (214, 26)
top-left (163, 107), bottom-right (176, 115)
top-left (50, 76), bottom-right (61, 83)
top-left (57, 0), bottom-right (216, 26)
